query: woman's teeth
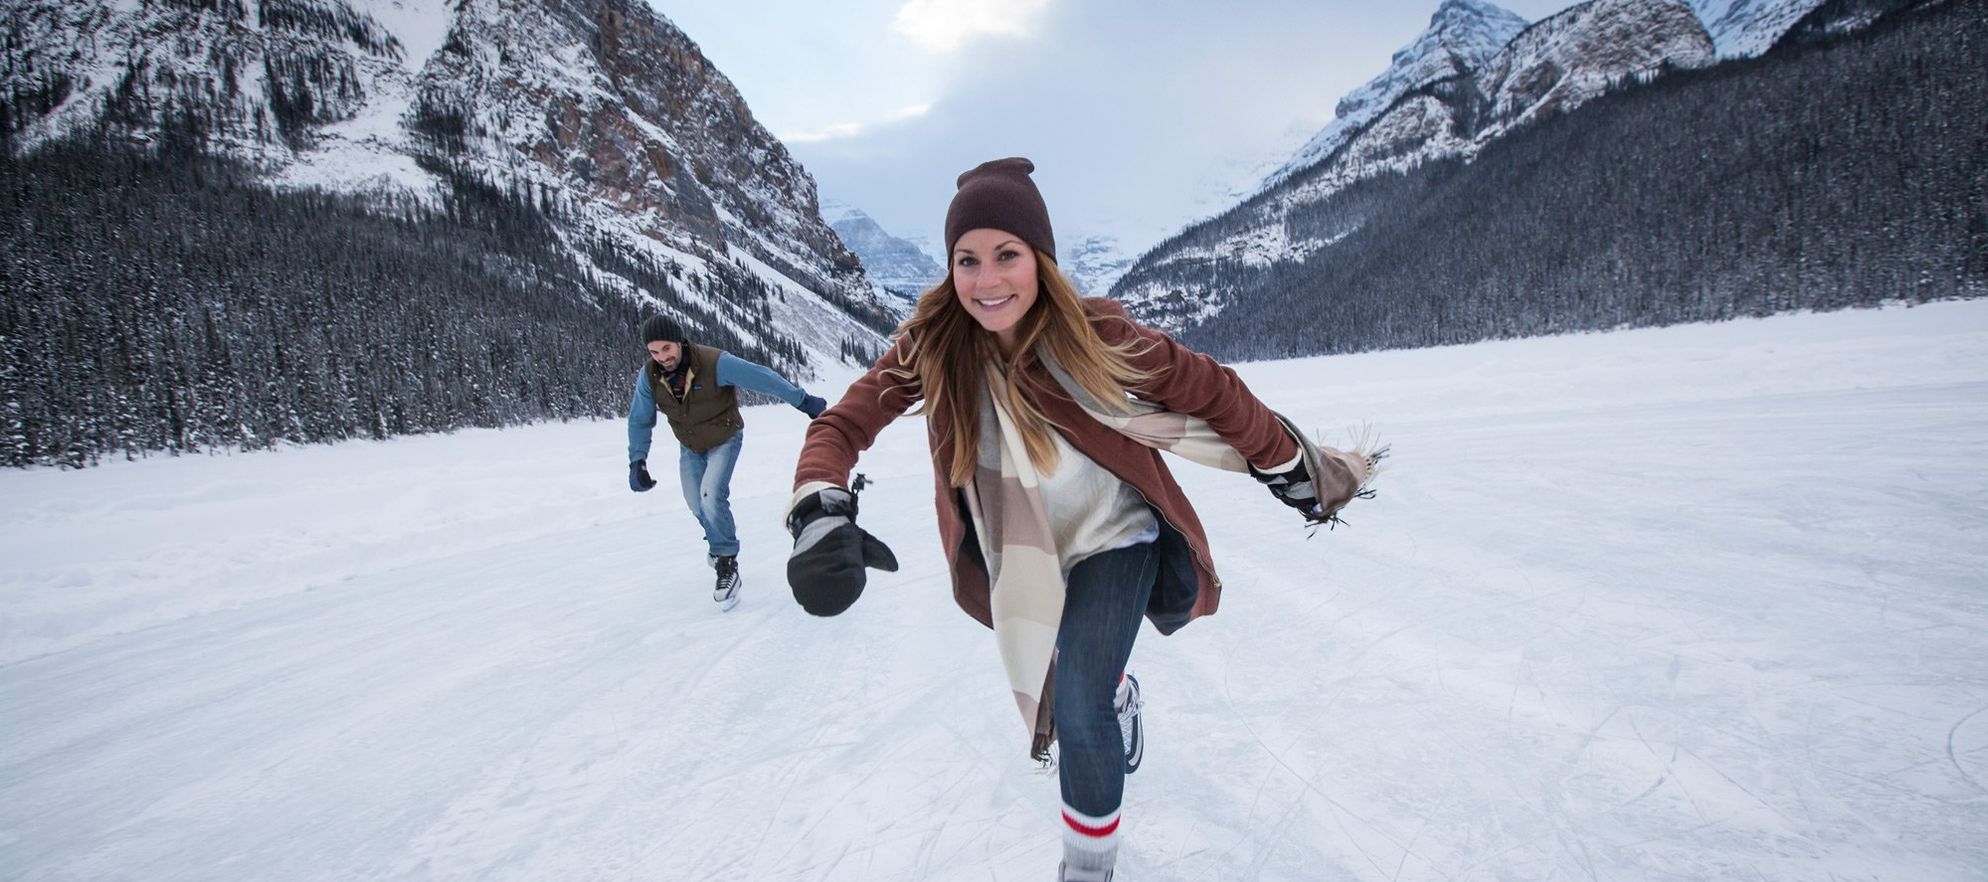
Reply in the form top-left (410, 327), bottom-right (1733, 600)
top-left (975, 295), bottom-right (1015, 309)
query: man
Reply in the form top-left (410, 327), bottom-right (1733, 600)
top-left (628, 315), bottom-right (828, 610)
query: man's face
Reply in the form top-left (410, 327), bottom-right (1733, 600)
top-left (647, 340), bottom-right (682, 371)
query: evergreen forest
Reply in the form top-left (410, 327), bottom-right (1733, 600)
top-left (0, 138), bottom-right (811, 467)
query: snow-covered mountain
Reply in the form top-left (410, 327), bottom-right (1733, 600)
top-left (0, 0), bottom-right (893, 369)
top-left (1479, 0), bottom-right (1715, 131)
top-left (1689, 0), bottom-right (1831, 55)
top-left (1118, 0), bottom-right (1716, 332)
top-left (1258, 0), bottom-right (1527, 191)
top-left (817, 196), bottom-right (1134, 309)
top-left (1256, 0), bottom-right (1816, 189)
top-left (821, 198), bottom-right (938, 307)
top-left (1061, 235), bottom-right (1138, 299)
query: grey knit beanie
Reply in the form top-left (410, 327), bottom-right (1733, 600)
top-left (640, 315), bottom-right (685, 345)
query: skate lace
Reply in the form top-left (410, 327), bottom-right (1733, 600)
top-left (1115, 680), bottom-right (1140, 751)
top-left (714, 558), bottom-right (740, 595)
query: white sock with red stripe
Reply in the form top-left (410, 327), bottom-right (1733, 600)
top-left (1060, 802), bottom-right (1120, 881)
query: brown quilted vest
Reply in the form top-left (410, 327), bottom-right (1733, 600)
top-left (645, 344), bottom-right (743, 453)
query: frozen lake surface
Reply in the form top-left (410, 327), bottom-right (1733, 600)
top-left (4, 301), bottom-right (1986, 880)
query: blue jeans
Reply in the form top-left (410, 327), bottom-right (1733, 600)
top-left (678, 431), bottom-right (743, 557)
top-left (1054, 542), bottom-right (1156, 818)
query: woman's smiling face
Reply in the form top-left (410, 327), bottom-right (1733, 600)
top-left (951, 228), bottom-right (1039, 349)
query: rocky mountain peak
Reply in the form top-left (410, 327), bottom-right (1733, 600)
top-left (1430, 0), bottom-right (1533, 40)
top-left (1689, 0), bottom-right (1830, 56)
top-left (1478, 0), bottom-right (1716, 132)
top-left (1261, 0), bottom-right (1527, 190)
top-left (823, 199), bottom-right (940, 302)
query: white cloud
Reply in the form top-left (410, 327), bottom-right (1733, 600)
top-left (700, 0), bottom-right (1585, 254)
top-left (782, 123), bottom-right (865, 144)
top-left (891, 0), bottom-right (1050, 53)
top-left (780, 104), bottom-right (932, 144)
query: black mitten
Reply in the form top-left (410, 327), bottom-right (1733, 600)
top-left (629, 459), bottom-right (657, 492)
top-left (786, 487), bottom-right (898, 616)
top-left (1250, 457), bottom-right (1319, 518)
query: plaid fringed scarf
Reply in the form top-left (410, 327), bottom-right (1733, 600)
top-left (964, 355), bottom-right (1378, 758)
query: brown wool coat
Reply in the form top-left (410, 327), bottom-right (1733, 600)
top-left (792, 299), bottom-right (1298, 632)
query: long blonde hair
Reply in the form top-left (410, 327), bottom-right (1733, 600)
top-left (883, 250), bottom-right (1156, 486)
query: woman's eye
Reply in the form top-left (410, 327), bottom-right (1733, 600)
top-left (956, 256), bottom-right (977, 268)
top-left (997, 249), bottom-right (1020, 261)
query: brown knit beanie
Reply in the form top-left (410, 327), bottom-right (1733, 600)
top-left (944, 157), bottom-right (1055, 264)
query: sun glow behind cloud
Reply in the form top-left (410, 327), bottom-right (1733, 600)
top-left (891, 0), bottom-right (1051, 52)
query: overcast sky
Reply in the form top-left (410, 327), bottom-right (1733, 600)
top-left (648, 0), bottom-right (1578, 258)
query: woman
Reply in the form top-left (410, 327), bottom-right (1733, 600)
top-left (784, 157), bottom-right (1379, 881)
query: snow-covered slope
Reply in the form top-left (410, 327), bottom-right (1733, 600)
top-left (1258, 0), bottom-right (1527, 190)
top-left (1118, 1), bottom-right (1529, 330)
top-left (1690, 0), bottom-right (1831, 55)
top-left (4, 301), bottom-right (1986, 880)
top-left (1772, 0), bottom-right (1948, 49)
top-left (1254, 0), bottom-right (1718, 204)
top-left (1119, 0), bottom-right (1716, 333)
top-left (0, 0), bottom-right (892, 370)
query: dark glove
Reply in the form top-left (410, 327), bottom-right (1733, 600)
top-left (798, 394), bottom-right (828, 419)
top-left (787, 486), bottom-right (897, 616)
top-left (629, 459), bottom-right (657, 492)
top-left (1250, 456), bottom-right (1319, 518)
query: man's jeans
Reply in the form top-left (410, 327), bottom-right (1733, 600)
top-left (1053, 541), bottom-right (1156, 818)
top-left (679, 431), bottom-right (743, 557)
